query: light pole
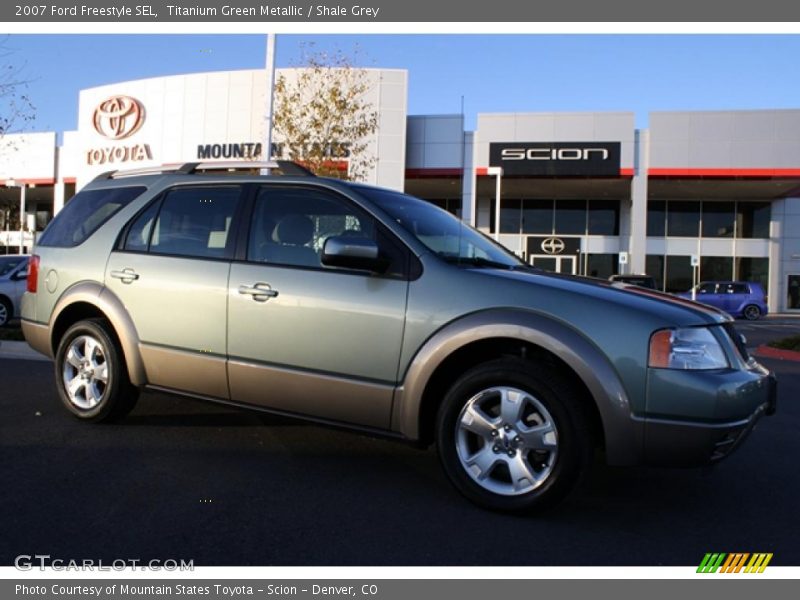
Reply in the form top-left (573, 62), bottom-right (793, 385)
top-left (5, 179), bottom-right (26, 253)
top-left (261, 33), bottom-right (276, 175)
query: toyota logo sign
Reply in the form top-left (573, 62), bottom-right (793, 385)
top-left (540, 237), bottom-right (566, 255)
top-left (92, 96), bottom-right (145, 140)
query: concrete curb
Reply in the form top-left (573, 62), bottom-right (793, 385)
top-left (753, 344), bottom-right (800, 362)
top-left (0, 340), bottom-right (51, 362)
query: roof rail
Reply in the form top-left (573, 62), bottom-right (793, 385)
top-left (92, 160), bottom-right (315, 182)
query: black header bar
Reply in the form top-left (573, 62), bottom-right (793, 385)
top-left (3, 0), bottom-right (800, 22)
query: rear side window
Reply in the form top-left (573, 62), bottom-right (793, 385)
top-left (125, 186), bottom-right (241, 259)
top-left (38, 187), bottom-right (146, 248)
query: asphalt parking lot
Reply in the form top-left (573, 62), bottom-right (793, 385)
top-left (0, 319), bottom-right (798, 567)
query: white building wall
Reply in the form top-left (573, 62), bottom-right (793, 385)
top-left (75, 68), bottom-right (407, 190)
top-left (0, 132), bottom-right (56, 181)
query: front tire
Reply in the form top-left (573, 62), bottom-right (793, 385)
top-left (54, 318), bottom-right (138, 422)
top-left (436, 358), bottom-right (593, 513)
top-left (0, 297), bottom-right (11, 327)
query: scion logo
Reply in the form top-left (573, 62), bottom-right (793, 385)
top-left (93, 96), bottom-right (145, 140)
top-left (501, 147), bottom-right (610, 161)
top-left (541, 237), bottom-right (566, 255)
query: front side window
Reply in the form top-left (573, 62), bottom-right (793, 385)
top-left (38, 186), bottom-right (146, 248)
top-left (247, 186), bottom-right (408, 277)
top-left (124, 186), bottom-right (241, 259)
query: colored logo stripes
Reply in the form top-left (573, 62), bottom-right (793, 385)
top-left (697, 552), bottom-right (773, 573)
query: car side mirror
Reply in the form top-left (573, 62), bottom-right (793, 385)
top-left (321, 236), bottom-right (387, 272)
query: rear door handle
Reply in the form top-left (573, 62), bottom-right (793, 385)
top-left (238, 283), bottom-right (279, 302)
top-left (110, 268), bottom-right (140, 284)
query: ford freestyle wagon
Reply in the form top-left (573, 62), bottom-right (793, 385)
top-left (21, 161), bottom-right (777, 512)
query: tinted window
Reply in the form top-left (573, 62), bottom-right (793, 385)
top-left (587, 200), bottom-right (620, 235)
top-left (729, 283), bottom-right (749, 294)
top-left (647, 201), bottom-right (666, 237)
top-left (499, 199), bottom-right (522, 234)
top-left (737, 202), bottom-right (770, 238)
top-left (123, 201), bottom-right (161, 252)
top-left (248, 186), bottom-right (407, 277)
top-left (360, 186), bottom-right (523, 268)
top-left (700, 256), bottom-right (733, 282)
top-left (522, 199), bottom-right (553, 234)
top-left (554, 200), bottom-right (586, 235)
top-left (0, 256), bottom-right (27, 277)
top-left (37, 187), bottom-right (145, 248)
top-left (702, 202), bottom-right (735, 238)
top-left (667, 201), bottom-right (700, 237)
top-left (698, 282), bottom-right (718, 294)
top-left (645, 254), bottom-right (665, 291)
top-left (149, 187), bottom-right (241, 259)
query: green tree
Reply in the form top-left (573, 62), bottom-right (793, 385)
top-left (272, 46), bottom-right (379, 181)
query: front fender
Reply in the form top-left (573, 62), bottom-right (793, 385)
top-left (391, 309), bottom-right (644, 466)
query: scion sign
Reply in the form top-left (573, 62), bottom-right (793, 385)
top-left (490, 142), bottom-right (621, 176)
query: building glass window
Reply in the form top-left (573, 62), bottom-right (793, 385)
top-left (700, 256), bottom-right (733, 281)
top-left (666, 201), bottom-right (700, 237)
top-left (499, 199), bottom-right (522, 234)
top-left (554, 199), bottom-right (586, 235)
top-left (427, 198), bottom-right (461, 218)
top-left (645, 254), bottom-right (665, 291)
top-left (647, 200), bottom-right (666, 237)
top-left (736, 257), bottom-right (769, 291)
top-left (587, 200), bottom-right (620, 235)
top-left (665, 255), bottom-right (693, 293)
top-left (788, 275), bottom-right (800, 310)
top-left (586, 253), bottom-right (618, 279)
top-left (737, 202), bottom-right (770, 238)
top-left (702, 202), bottom-right (735, 238)
top-left (521, 199), bottom-right (553, 234)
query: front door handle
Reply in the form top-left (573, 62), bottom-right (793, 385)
top-left (110, 268), bottom-right (140, 284)
top-left (238, 283), bottom-right (279, 302)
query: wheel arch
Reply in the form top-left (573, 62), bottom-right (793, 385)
top-left (391, 309), bottom-right (644, 466)
top-left (49, 282), bottom-right (146, 386)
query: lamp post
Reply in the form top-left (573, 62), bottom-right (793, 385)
top-left (261, 33), bottom-right (276, 175)
top-left (5, 179), bottom-right (26, 253)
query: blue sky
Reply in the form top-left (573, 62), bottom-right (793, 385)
top-left (4, 34), bottom-right (800, 133)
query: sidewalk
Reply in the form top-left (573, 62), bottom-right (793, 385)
top-left (0, 340), bottom-right (50, 361)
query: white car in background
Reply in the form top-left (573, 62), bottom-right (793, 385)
top-left (0, 255), bottom-right (30, 327)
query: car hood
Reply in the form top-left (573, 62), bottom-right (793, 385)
top-left (468, 267), bottom-right (731, 327)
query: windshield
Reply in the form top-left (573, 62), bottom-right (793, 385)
top-left (357, 187), bottom-right (524, 269)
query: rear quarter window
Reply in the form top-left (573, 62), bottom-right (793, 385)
top-left (37, 187), bottom-right (146, 248)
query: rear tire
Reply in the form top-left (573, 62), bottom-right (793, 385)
top-left (743, 304), bottom-right (762, 321)
top-left (435, 357), bottom-right (593, 513)
top-left (54, 318), bottom-right (138, 422)
top-left (0, 297), bottom-right (11, 327)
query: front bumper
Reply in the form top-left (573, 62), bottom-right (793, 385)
top-left (643, 368), bottom-right (776, 467)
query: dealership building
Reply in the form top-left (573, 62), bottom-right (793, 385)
top-left (2, 67), bottom-right (800, 313)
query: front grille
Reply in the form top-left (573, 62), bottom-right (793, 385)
top-left (722, 322), bottom-right (750, 361)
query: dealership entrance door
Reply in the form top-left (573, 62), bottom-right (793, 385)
top-left (529, 255), bottom-right (577, 274)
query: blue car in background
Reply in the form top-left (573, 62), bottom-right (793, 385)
top-left (678, 281), bottom-right (768, 320)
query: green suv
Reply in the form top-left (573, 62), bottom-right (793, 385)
top-left (21, 161), bottom-right (776, 512)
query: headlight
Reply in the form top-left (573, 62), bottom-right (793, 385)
top-left (649, 327), bottom-right (729, 370)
